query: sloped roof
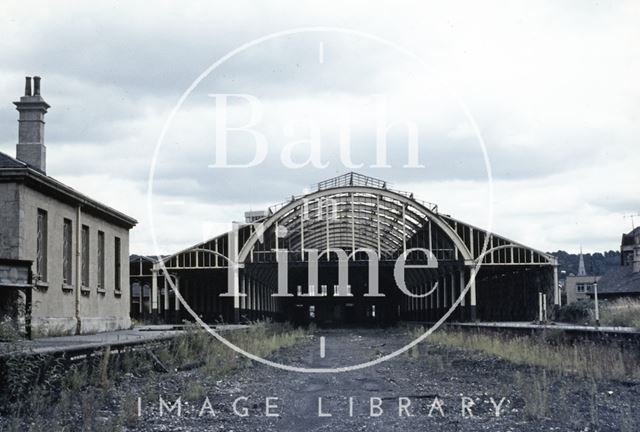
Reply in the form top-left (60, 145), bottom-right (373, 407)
top-left (0, 150), bottom-right (137, 228)
top-left (597, 266), bottom-right (640, 295)
top-left (129, 254), bottom-right (165, 263)
top-left (622, 227), bottom-right (640, 246)
top-left (0, 151), bottom-right (26, 168)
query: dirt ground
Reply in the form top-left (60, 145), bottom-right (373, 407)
top-left (116, 327), bottom-right (639, 432)
top-left (2, 326), bottom-right (639, 431)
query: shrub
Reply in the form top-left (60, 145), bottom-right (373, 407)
top-left (556, 300), bottom-right (594, 324)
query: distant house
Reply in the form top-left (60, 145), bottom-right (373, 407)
top-left (621, 227), bottom-right (640, 267)
top-left (565, 252), bottom-right (600, 304)
top-left (0, 77), bottom-right (137, 337)
top-left (565, 275), bottom-right (601, 304)
top-left (588, 227), bottom-right (640, 300)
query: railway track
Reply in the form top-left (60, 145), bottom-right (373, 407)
top-left (2, 321), bottom-right (638, 364)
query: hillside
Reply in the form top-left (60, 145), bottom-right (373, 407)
top-left (549, 250), bottom-right (621, 276)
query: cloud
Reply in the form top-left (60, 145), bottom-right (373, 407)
top-left (0, 0), bottom-right (638, 255)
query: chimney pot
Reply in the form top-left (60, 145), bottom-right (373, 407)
top-left (25, 77), bottom-right (32, 96)
top-left (33, 76), bottom-right (41, 96)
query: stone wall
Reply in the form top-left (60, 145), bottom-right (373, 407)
top-left (0, 183), bottom-right (132, 337)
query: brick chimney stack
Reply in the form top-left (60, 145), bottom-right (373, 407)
top-left (14, 76), bottom-right (50, 173)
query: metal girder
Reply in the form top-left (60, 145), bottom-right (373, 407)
top-left (238, 186), bottom-right (473, 264)
top-left (152, 182), bottom-right (555, 273)
top-left (440, 215), bottom-right (555, 265)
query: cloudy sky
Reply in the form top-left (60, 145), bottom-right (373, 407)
top-left (0, 0), bottom-right (638, 255)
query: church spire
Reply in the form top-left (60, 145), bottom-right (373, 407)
top-left (577, 247), bottom-right (586, 276)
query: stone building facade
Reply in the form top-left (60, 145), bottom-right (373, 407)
top-left (0, 77), bottom-right (137, 337)
top-left (565, 274), bottom-right (601, 304)
top-left (621, 227), bottom-right (640, 270)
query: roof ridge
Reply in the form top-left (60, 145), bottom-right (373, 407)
top-left (0, 155), bottom-right (137, 228)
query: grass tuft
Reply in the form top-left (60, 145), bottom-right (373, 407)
top-left (600, 298), bottom-right (640, 328)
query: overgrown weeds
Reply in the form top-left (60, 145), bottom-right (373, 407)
top-left (150, 321), bottom-right (306, 376)
top-left (600, 298), bottom-right (640, 328)
top-left (410, 326), bottom-right (634, 426)
top-left (557, 297), bottom-right (640, 329)
top-left (411, 326), bottom-right (640, 381)
top-left (0, 321), bottom-right (306, 431)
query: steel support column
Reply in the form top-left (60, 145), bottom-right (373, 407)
top-left (459, 270), bottom-right (466, 321)
top-left (469, 267), bottom-right (477, 321)
top-left (151, 269), bottom-right (158, 315)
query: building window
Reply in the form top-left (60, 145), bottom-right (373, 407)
top-left (576, 283), bottom-right (592, 293)
top-left (97, 231), bottom-right (105, 290)
top-left (63, 218), bottom-right (72, 285)
top-left (114, 236), bottom-right (121, 292)
top-left (36, 209), bottom-right (48, 282)
top-left (81, 225), bottom-right (90, 287)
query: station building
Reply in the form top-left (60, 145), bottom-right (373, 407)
top-left (132, 172), bottom-right (558, 326)
top-left (0, 77), bottom-right (137, 337)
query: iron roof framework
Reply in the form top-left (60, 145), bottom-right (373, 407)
top-left (156, 173), bottom-right (555, 271)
